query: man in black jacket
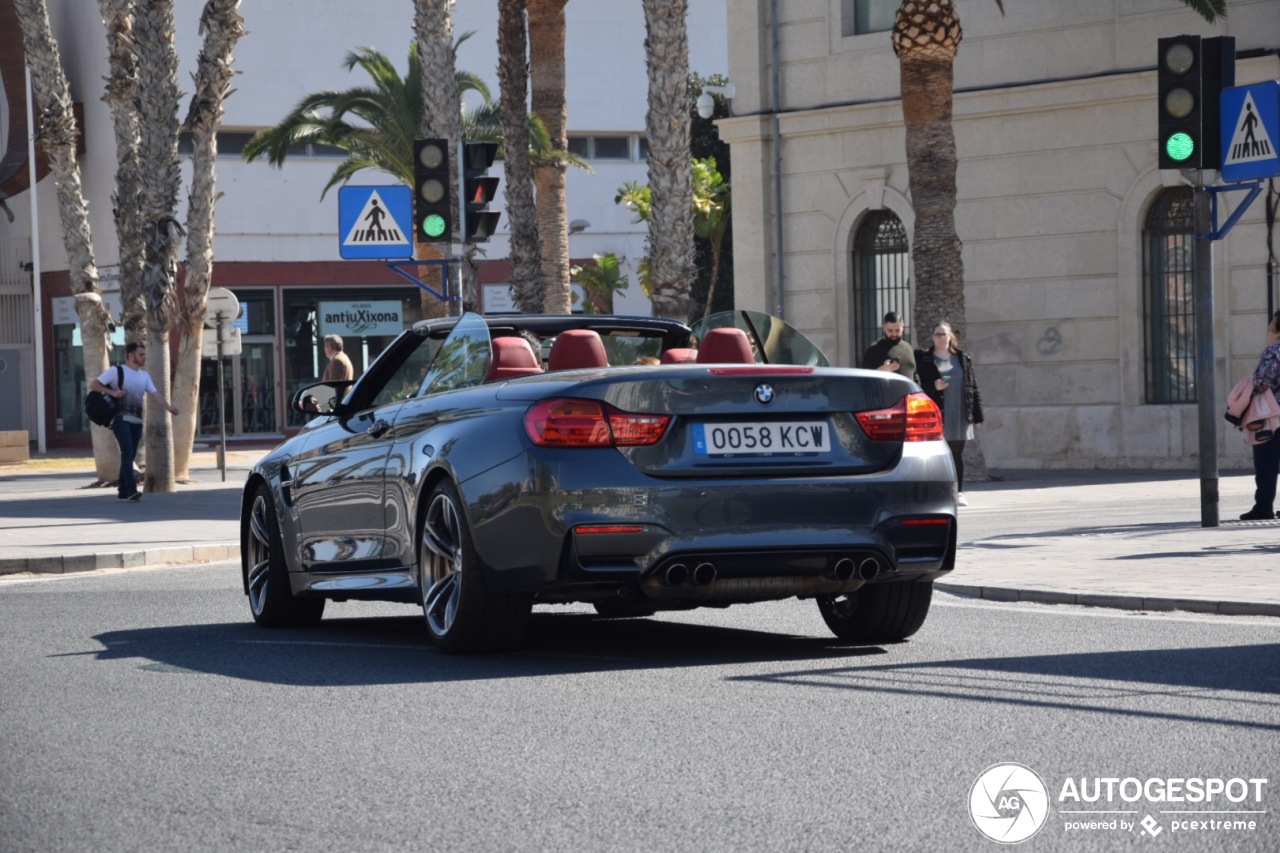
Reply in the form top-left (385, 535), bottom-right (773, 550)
top-left (861, 312), bottom-right (917, 380)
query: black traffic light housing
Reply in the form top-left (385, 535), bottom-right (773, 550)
top-left (413, 138), bottom-right (452, 244)
top-left (1157, 35), bottom-right (1235, 170)
top-left (462, 140), bottom-right (501, 242)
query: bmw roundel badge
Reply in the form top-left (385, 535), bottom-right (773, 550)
top-left (754, 384), bottom-right (775, 405)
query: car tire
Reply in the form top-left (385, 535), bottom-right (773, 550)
top-left (243, 483), bottom-right (325, 628)
top-left (816, 581), bottom-right (933, 643)
top-left (419, 481), bottom-right (533, 654)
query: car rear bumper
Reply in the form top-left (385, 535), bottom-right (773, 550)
top-left (462, 442), bottom-right (956, 600)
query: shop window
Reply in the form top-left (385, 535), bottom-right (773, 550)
top-left (851, 210), bottom-right (911, 357)
top-left (1143, 187), bottom-right (1196, 404)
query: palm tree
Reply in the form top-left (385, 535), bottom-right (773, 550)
top-left (892, 0), bottom-right (1226, 340)
top-left (570, 253), bottom-right (629, 314)
top-left (528, 0), bottom-right (571, 314)
top-left (498, 0), bottom-right (543, 313)
top-left (641, 0), bottom-right (697, 320)
top-left (98, 0), bottom-right (146, 346)
top-left (173, 0), bottom-right (246, 481)
top-left (14, 0), bottom-right (115, 483)
top-left (616, 155), bottom-right (725, 319)
top-left (134, 0), bottom-right (183, 495)
top-left (243, 44), bottom-right (487, 199)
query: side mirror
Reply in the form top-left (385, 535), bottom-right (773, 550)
top-left (291, 380), bottom-right (352, 416)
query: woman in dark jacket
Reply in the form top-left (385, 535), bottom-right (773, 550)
top-left (915, 321), bottom-right (984, 506)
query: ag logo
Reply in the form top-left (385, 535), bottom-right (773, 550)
top-left (968, 763), bottom-right (1049, 844)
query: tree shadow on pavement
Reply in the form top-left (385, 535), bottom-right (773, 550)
top-left (727, 643), bottom-right (1280, 732)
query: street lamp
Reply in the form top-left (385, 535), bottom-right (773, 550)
top-left (696, 83), bottom-right (735, 119)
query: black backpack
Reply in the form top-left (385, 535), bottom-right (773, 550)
top-left (86, 365), bottom-right (125, 428)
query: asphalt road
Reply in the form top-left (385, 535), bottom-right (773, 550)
top-left (1, 563), bottom-right (1278, 853)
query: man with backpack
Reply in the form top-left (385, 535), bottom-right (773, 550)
top-left (88, 342), bottom-right (179, 502)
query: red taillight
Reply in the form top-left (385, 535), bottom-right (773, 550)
top-left (524, 398), bottom-right (670, 447)
top-left (575, 524), bottom-right (645, 535)
top-left (855, 393), bottom-right (943, 442)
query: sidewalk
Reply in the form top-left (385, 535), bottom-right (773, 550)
top-left (1, 451), bottom-right (1276, 618)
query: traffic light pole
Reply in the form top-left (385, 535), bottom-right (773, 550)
top-left (1192, 179), bottom-right (1219, 527)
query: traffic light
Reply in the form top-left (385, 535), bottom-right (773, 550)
top-left (1157, 35), bottom-right (1235, 170)
top-left (462, 140), bottom-right (501, 242)
top-left (413, 138), bottom-right (451, 244)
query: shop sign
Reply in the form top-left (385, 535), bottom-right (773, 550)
top-left (52, 294), bottom-right (124, 326)
top-left (318, 300), bottom-right (403, 337)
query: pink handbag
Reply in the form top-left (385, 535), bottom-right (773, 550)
top-left (1225, 376), bottom-right (1280, 445)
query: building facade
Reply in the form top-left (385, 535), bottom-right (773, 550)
top-left (0, 0), bottom-right (727, 448)
top-left (721, 0), bottom-right (1280, 469)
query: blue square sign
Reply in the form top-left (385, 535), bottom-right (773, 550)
top-left (338, 185), bottom-right (413, 259)
top-left (1221, 81), bottom-right (1280, 182)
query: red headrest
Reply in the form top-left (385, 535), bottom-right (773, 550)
top-left (548, 329), bottom-right (609, 371)
top-left (660, 348), bottom-right (698, 364)
top-left (696, 327), bottom-right (755, 364)
top-left (486, 336), bottom-right (543, 381)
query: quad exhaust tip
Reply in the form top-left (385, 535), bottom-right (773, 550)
top-left (664, 563), bottom-right (689, 586)
top-left (692, 562), bottom-right (717, 586)
top-left (857, 557), bottom-right (880, 582)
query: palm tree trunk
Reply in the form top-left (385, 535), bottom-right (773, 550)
top-left (642, 0), bottom-right (696, 320)
top-left (135, 0), bottom-right (182, 494)
top-left (894, 0), bottom-right (965, 338)
top-left (174, 0), bottom-right (245, 480)
top-left (415, 0), bottom-right (463, 318)
top-left (14, 0), bottom-right (118, 483)
top-left (498, 0), bottom-right (543, 313)
top-left (97, 0), bottom-right (147, 345)
top-left (529, 0), bottom-right (570, 314)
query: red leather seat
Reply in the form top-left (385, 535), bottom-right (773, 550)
top-left (696, 328), bottom-right (755, 364)
top-left (660, 348), bottom-right (698, 364)
top-left (548, 329), bottom-right (609, 371)
top-left (486, 336), bottom-right (543, 381)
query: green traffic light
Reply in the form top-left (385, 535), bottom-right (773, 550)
top-left (1165, 132), bottom-right (1195, 162)
top-left (422, 214), bottom-right (447, 239)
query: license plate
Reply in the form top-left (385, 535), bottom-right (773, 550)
top-left (693, 421), bottom-right (831, 457)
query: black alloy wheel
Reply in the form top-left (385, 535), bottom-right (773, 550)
top-left (243, 483), bottom-right (324, 627)
top-left (419, 480), bottom-right (532, 654)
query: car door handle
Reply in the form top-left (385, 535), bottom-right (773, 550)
top-left (367, 419), bottom-right (391, 438)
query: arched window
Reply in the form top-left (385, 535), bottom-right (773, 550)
top-left (852, 210), bottom-right (910, 357)
top-left (1143, 188), bottom-right (1195, 403)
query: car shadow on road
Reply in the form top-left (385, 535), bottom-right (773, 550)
top-left (727, 643), bottom-right (1280, 731)
top-left (89, 612), bottom-right (892, 685)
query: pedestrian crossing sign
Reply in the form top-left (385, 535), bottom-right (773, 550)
top-left (338, 185), bottom-right (413, 259)
top-left (1220, 81), bottom-right (1280, 182)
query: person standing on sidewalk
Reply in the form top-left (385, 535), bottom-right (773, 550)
top-left (916, 321), bottom-right (984, 506)
top-left (861, 311), bottom-right (917, 380)
top-left (322, 335), bottom-right (354, 382)
top-left (88, 342), bottom-right (179, 502)
top-left (1239, 310), bottom-right (1280, 520)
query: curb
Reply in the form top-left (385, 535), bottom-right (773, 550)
top-left (0, 544), bottom-right (238, 576)
top-left (6, 551), bottom-right (1279, 621)
top-left (936, 582), bottom-right (1280, 619)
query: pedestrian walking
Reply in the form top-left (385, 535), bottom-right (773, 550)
top-left (861, 311), bottom-right (917, 380)
top-left (915, 321), bottom-right (984, 506)
top-left (1238, 311), bottom-right (1280, 520)
top-left (322, 334), bottom-right (354, 382)
top-left (88, 342), bottom-right (179, 502)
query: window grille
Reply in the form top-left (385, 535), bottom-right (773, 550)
top-left (852, 210), bottom-right (910, 358)
top-left (1143, 188), bottom-right (1196, 403)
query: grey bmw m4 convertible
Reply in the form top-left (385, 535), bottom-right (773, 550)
top-left (240, 311), bottom-right (957, 653)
